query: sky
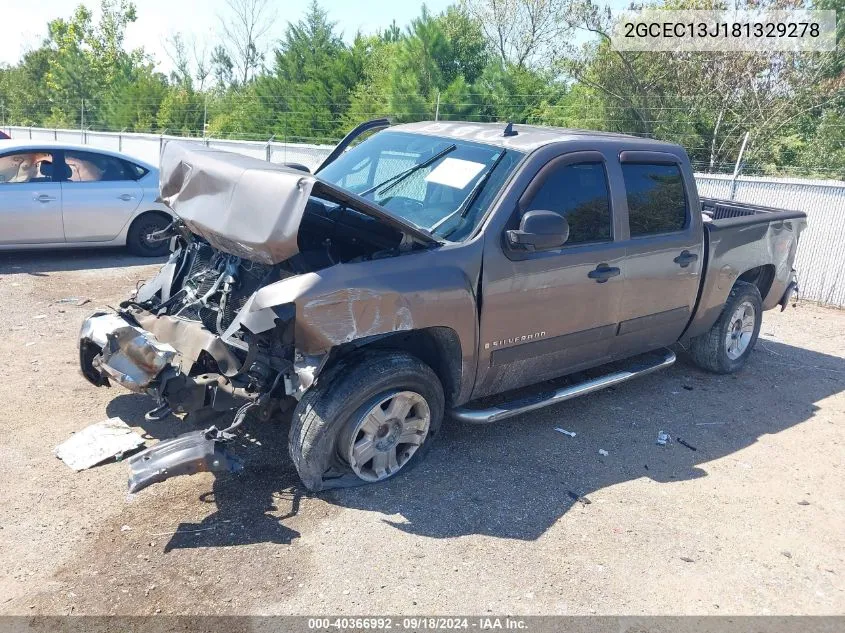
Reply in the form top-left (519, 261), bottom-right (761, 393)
top-left (0, 0), bottom-right (455, 73)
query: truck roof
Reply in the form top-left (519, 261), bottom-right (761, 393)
top-left (391, 121), bottom-right (683, 154)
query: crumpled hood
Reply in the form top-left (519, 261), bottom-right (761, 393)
top-left (159, 142), bottom-right (438, 265)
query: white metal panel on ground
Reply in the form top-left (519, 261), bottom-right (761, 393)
top-left (4, 126), bottom-right (844, 307)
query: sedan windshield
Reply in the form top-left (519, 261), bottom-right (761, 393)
top-left (317, 131), bottom-right (523, 241)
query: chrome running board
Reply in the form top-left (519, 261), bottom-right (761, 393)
top-left (451, 348), bottom-right (676, 424)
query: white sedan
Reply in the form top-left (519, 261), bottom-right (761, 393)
top-left (0, 141), bottom-right (173, 256)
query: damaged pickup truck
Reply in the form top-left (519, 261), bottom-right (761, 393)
top-left (78, 119), bottom-right (807, 493)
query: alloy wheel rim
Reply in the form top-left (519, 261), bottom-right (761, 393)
top-left (725, 300), bottom-right (756, 360)
top-left (346, 390), bottom-right (431, 482)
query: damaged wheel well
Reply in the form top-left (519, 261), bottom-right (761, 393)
top-left (325, 327), bottom-right (462, 407)
top-left (738, 264), bottom-right (776, 302)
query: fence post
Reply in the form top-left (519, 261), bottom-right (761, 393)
top-left (266, 135), bottom-right (275, 162)
top-left (730, 131), bottom-right (750, 201)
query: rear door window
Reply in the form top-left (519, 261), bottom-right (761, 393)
top-left (64, 150), bottom-right (136, 182)
top-left (622, 163), bottom-right (688, 237)
top-left (523, 161), bottom-right (612, 245)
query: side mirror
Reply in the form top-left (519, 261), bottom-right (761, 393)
top-left (506, 209), bottom-right (569, 251)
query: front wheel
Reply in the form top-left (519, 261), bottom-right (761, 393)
top-left (688, 281), bottom-right (763, 374)
top-left (289, 351), bottom-right (444, 491)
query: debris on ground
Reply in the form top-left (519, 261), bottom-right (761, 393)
top-left (54, 418), bottom-right (146, 471)
top-left (76, 298), bottom-right (92, 307)
top-left (656, 430), bottom-right (671, 446)
top-left (682, 385), bottom-right (694, 391)
top-left (797, 500), bottom-right (811, 506)
top-left (554, 427), bottom-right (576, 437)
top-left (680, 556), bottom-right (695, 563)
top-left (54, 297), bottom-right (82, 304)
top-left (598, 449), bottom-right (609, 456)
top-left (121, 525), bottom-right (132, 532)
top-left (566, 491), bottom-right (592, 505)
top-left (677, 437), bottom-right (698, 451)
top-left (32, 314), bottom-right (47, 320)
top-left (781, 550), bottom-right (793, 558)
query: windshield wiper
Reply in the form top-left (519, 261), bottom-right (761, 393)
top-left (360, 144), bottom-right (457, 198)
top-left (432, 150), bottom-right (507, 238)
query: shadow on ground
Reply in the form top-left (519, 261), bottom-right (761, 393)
top-left (0, 247), bottom-right (164, 275)
top-left (105, 338), bottom-right (845, 548)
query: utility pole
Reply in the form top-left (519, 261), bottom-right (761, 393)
top-left (80, 99), bottom-right (85, 142)
top-left (435, 91), bottom-right (440, 121)
top-left (202, 95), bottom-right (208, 139)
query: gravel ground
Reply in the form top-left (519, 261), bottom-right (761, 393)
top-left (0, 248), bottom-right (843, 616)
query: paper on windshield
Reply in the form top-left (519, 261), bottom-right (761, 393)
top-left (424, 157), bottom-right (485, 189)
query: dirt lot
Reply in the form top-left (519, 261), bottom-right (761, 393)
top-left (0, 248), bottom-right (843, 616)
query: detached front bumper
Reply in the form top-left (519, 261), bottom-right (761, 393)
top-left (79, 311), bottom-right (249, 492)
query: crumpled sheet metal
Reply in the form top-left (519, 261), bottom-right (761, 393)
top-left (249, 271), bottom-right (416, 352)
top-left (159, 142), bottom-right (315, 265)
top-left (131, 308), bottom-right (242, 376)
top-left (97, 326), bottom-right (178, 393)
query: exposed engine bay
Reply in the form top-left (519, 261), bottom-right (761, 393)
top-left (78, 140), bottom-right (437, 492)
top-left (81, 200), bottom-right (410, 416)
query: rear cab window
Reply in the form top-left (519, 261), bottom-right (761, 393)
top-left (621, 163), bottom-right (688, 237)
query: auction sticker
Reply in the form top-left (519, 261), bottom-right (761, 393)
top-left (425, 158), bottom-right (486, 189)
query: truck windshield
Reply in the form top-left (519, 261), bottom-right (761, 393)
top-left (317, 131), bottom-right (523, 241)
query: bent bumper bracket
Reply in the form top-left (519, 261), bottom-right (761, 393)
top-left (127, 428), bottom-right (243, 493)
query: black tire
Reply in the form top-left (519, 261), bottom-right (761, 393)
top-left (688, 281), bottom-right (763, 374)
top-left (289, 351), bottom-right (445, 492)
top-left (126, 212), bottom-right (171, 257)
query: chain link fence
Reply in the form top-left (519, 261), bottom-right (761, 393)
top-left (4, 125), bottom-right (845, 307)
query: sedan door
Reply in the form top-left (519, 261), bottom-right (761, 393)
top-left (59, 149), bottom-right (143, 242)
top-left (0, 149), bottom-right (64, 244)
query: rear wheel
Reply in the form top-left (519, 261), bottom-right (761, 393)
top-left (289, 351), bottom-right (444, 491)
top-left (688, 281), bottom-right (763, 374)
top-left (127, 212), bottom-right (171, 257)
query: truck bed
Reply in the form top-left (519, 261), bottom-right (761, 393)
top-left (684, 198), bottom-right (807, 340)
top-left (701, 197), bottom-right (806, 225)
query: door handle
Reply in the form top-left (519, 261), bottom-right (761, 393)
top-left (673, 250), bottom-right (699, 268)
top-left (588, 264), bottom-right (621, 283)
top-left (117, 194), bottom-right (136, 201)
top-left (34, 194), bottom-right (56, 203)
